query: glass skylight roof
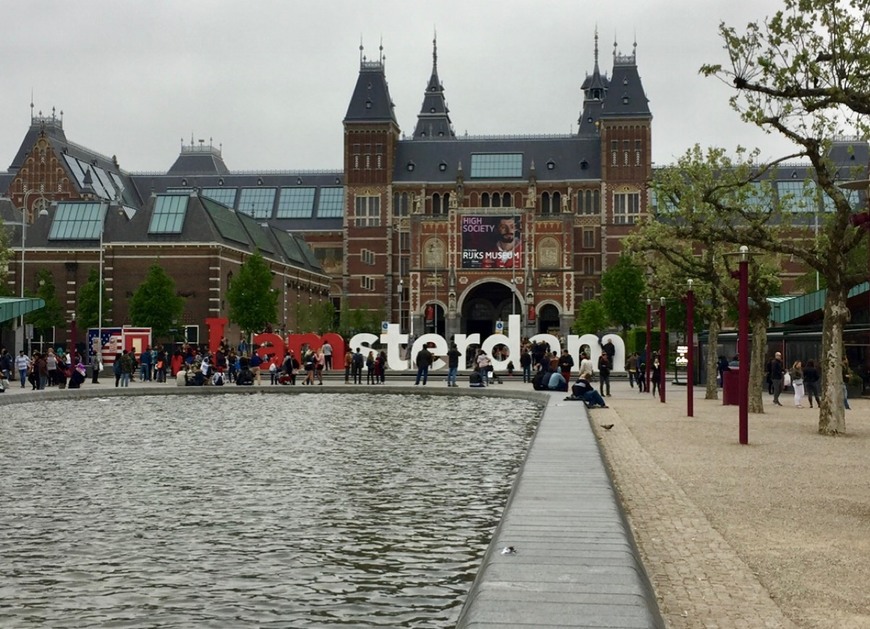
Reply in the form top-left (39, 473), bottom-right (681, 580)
top-left (470, 153), bottom-right (523, 178)
top-left (48, 202), bottom-right (106, 240)
top-left (202, 188), bottom-right (238, 208)
top-left (277, 187), bottom-right (316, 218)
top-left (317, 187), bottom-right (344, 218)
top-left (61, 154), bottom-right (119, 201)
top-left (148, 195), bottom-right (189, 234)
top-left (202, 197), bottom-right (249, 245)
top-left (238, 188), bottom-right (276, 219)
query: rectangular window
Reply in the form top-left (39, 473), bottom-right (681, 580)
top-left (399, 231), bottom-right (410, 251)
top-left (583, 285), bottom-right (595, 301)
top-left (360, 248), bottom-right (376, 265)
top-left (583, 228), bottom-right (595, 249)
top-left (354, 195), bottom-right (381, 227)
top-left (238, 188), bottom-right (277, 219)
top-left (613, 191), bottom-right (640, 225)
top-left (201, 187), bottom-right (237, 208)
top-left (470, 153), bottom-right (523, 178)
top-left (317, 187), bottom-right (344, 218)
top-left (276, 187), bottom-right (316, 218)
top-left (361, 276), bottom-right (376, 291)
top-left (399, 257), bottom-right (409, 277)
top-left (583, 256), bottom-right (596, 275)
top-left (148, 195), bottom-right (189, 234)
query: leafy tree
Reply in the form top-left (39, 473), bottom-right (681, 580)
top-left (26, 269), bottom-right (65, 341)
top-left (699, 0), bottom-right (870, 434)
top-left (632, 151), bottom-right (784, 406)
top-left (600, 255), bottom-right (646, 335)
top-left (77, 268), bottom-right (111, 329)
top-left (294, 300), bottom-right (336, 334)
top-left (338, 305), bottom-right (384, 337)
top-left (571, 299), bottom-right (609, 336)
top-left (129, 264), bottom-right (185, 340)
top-left (226, 251), bottom-right (278, 334)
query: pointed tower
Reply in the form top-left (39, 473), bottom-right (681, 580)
top-left (578, 29), bottom-right (609, 136)
top-left (342, 42), bottom-right (401, 313)
top-left (598, 38), bottom-right (653, 270)
top-left (412, 36), bottom-right (455, 140)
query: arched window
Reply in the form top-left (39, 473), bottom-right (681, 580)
top-left (504, 192), bottom-right (512, 207)
top-left (481, 192), bottom-right (490, 208)
top-left (432, 193), bottom-right (441, 215)
top-left (541, 192), bottom-right (552, 214)
top-left (492, 192), bottom-right (501, 207)
top-left (553, 191), bottom-right (562, 213)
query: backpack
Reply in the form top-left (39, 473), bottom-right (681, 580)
top-left (353, 352), bottom-right (364, 368)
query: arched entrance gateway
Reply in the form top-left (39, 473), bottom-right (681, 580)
top-left (459, 281), bottom-right (522, 338)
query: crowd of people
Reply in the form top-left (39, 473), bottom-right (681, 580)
top-left (2, 346), bottom-right (87, 391)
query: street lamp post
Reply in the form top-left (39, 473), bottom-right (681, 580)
top-left (398, 279), bottom-right (403, 330)
top-left (687, 279), bottom-right (695, 418)
top-left (736, 246), bottom-right (750, 444)
top-left (659, 297), bottom-right (667, 403)
top-left (17, 189), bottom-right (49, 355)
top-left (645, 298), bottom-right (652, 392)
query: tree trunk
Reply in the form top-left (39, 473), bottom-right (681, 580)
top-left (749, 315), bottom-right (767, 414)
top-left (819, 287), bottom-right (848, 435)
top-left (705, 319), bottom-right (720, 400)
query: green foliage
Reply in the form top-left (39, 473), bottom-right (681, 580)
top-left (338, 304), bottom-right (384, 337)
top-left (129, 265), bottom-right (185, 340)
top-left (226, 251), bottom-right (278, 334)
top-left (571, 299), bottom-right (609, 335)
top-left (600, 255), bottom-right (646, 334)
top-left (294, 300), bottom-right (336, 334)
top-left (77, 268), bottom-right (111, 329)
top-left (26, 269), bottom-right (65, 337)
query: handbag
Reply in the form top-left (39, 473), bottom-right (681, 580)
top-left (783, 372), bottom-right (792, 387)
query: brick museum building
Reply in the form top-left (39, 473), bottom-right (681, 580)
top-left (8, 35), bottom-right (856, 349)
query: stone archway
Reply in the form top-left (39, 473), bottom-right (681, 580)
top-left (538, 303), bottom-right (561, 334)
top-left (460, 281), bottom-right (521, 339)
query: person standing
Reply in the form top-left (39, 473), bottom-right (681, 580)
top-left (520, 346), bottom-right (532, 383)
top-left (415, 344), bottom-right (434, 385)
top-left (626, 352), bottom-right (638, 389)
top-left (791, 360), bottom-right (805, 408)
top-left (350, 348), bottom-right (364, 384)
top-left (119, 350), bottom-right (133, 387)
top-left (842, 357), bottom-right (852, 410)
top-left (322, 341), bottom-right (333, 371)
top-left (803, 359), bottom-right (822, 408)
top-left (558, 349), bottom-right (574, 384)
top-left (770, 352), bottom-right (784, 406)
top-left (344, 348), bottom-right (353, 383)
top-left (597, 351), bottom-right (612, 397)
top-left (476, 349), bottom-right (492, 387)
top-left (446, 343), bottom-right (461, 387)
top-left (16, 350), bottom-right (31, 388)
top-left (650, 354), bottom-right (661, 397)
top-left (579, 351), bottom-right (594, 380)
top-left (140, 346), bottom-right (153, 381)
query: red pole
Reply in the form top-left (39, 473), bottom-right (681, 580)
top-left (687, 281), bottom-right (694, 417)
top-left (738, 248), bottom-right (750, 444)
top-left (659, 297), bottom-right (666, 403)
top-left (646, 299), bottom-right (651, 392)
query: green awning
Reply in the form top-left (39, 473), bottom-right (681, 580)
top-left (769, 282), bottom-right (868, 324)
top-left (0, 297), bottom-right (46, 323)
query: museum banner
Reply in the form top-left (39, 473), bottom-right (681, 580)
top-left (460, 215), bottom-right (522, 269)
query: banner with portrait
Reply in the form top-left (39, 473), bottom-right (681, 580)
top-left (460, 215), bottom-right (522, 269)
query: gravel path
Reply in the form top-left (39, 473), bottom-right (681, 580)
top-left (592, 383), bottom-right (870, 628)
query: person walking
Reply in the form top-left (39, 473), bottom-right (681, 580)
top-left (344, 348), bottom-right (353, 384)
top-left (842, 357), bottom-right (852, 410)
top-left (791, 360), bottom-right (805, 408)
top-left (770, 352), bottom-right (785, 406)
top-left (803, 359), bottom-right (822, 408)
top-left (520, 347), bottom-right (532, 383)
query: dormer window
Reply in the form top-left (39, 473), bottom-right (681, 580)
top-left (622, 95), bottom-right (629, 105)
top-left (365, 99), bottom-right (372, 109)
top-left (439, 162), bottom-right (447, 172)
top-left (546, 160), bottom-right (555, 171)
top-left (407, 161), bottom-right (415, 172)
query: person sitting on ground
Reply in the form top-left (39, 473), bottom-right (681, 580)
top-left (469, 368), bottom-right (485, 388)
top-left (547, 369), bottom-right (568, 392)
top-left (571, 372), bottom-right (608, 408)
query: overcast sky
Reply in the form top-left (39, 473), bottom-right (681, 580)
top-left (1, 0), bottom-right (801, 175)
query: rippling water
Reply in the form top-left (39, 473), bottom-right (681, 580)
top-left (0, 393), bottom-right (540, 628)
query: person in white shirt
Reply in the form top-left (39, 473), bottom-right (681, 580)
top-left (15, 350), bottom-right (31, 388)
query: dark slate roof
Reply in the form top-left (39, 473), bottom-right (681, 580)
top-left (126, 170), bottom-right (345, 233)
top-left (0, 173), bottom-right (13, 197)
top-left (600, 49), bottom-right (651, 119)
top-left (344, 50), bottom-right (398, 125)
top-left (412, 38), bottom-right (455, 140)
top-left (8, 111), bottom-right (67, 171)
top-left (393, 135), bottom-right (602, 184)
top-left (17, 194), bottom-right (323, 275)
top-left (48, 135), bottom-right (141, 207)
top-left (167, 143), bottom-right (230, 175)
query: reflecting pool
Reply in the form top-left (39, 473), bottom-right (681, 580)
top-left (0, 393), bottom-right (540, 627)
